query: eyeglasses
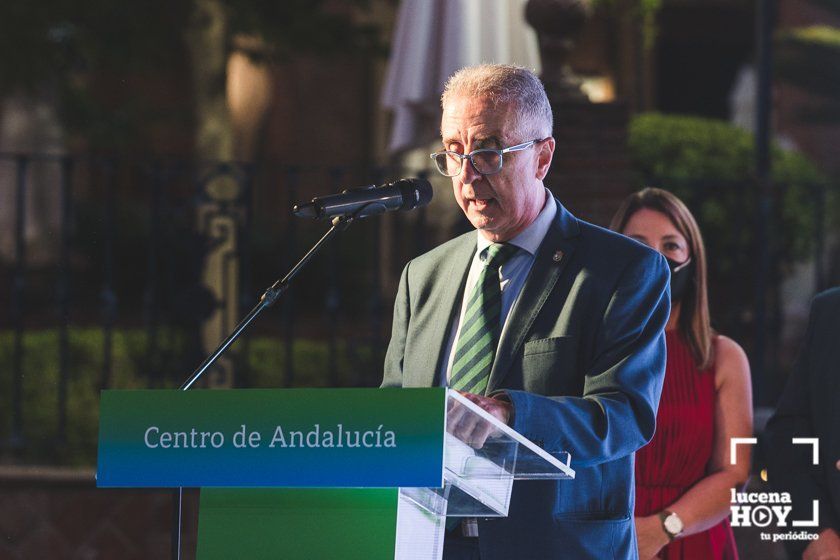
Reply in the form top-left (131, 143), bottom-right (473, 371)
top-left (430, 139), bottom-right (545, 177)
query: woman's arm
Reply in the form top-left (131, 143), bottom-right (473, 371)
top-left (637, 336), bottom-right (753, 557)
top-left (666, 335), bottom-right (753, 533)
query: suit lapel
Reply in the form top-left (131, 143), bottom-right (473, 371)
top-left (412, 234), bottom-right (475, 388)
top-left (487, 202), bottom-right (579, 393)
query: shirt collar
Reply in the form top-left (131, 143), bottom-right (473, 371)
top-left (476, 189), bottom-right (557, 256)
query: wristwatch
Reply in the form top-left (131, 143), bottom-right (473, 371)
top-left (659, 510), bottom-right (684, 541)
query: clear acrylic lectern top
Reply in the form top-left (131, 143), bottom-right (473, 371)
top-left (399, 388), bottom-right (575, 519)
top-left (395, 389), bottom-right (576, 559)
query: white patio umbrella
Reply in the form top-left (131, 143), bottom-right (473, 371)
top-left (381, 0), bottom-right (541, 155)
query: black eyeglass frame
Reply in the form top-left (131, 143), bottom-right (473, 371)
top-left (429, 138), bottom-right (548, 177)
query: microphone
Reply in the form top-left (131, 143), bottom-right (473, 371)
top-left (293, 178), bottom-right (433, 219)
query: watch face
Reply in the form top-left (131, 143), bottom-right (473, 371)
top-left (664, 513), bottom-right (684, 535)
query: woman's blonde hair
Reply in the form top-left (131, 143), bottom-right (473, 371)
top-left (610, 187), bottom-right (715, 370)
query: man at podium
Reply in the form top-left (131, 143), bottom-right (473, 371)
top-left (382, 64), bottom-right (671, 559)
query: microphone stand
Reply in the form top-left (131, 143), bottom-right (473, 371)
top-left (171, 213), bottom-right (356, 560)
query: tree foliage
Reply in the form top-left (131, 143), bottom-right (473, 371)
top-left (775, 0), bottom-right (840, 122)
top-left (224, 0), bottom-right (382, 60)
top-left (0, 0), bottom-right (382, 151)
top-left (776, 25), bottom-right (840, 112)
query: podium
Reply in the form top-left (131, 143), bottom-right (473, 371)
top-left (97, 387), bottom-right (574, 559)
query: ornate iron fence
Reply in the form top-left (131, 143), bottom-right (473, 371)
top-left (0, 153), bottom-right (831, 464)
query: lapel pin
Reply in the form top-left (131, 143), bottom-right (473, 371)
top-left (553, 250), bottom-right (564, 262)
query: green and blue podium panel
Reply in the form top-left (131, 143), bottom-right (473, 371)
top-left (97, 388), bottom-right (444, 488)
top-left (97, 388), bottom-right (575, 560)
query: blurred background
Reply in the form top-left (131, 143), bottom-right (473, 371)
top-left (0, 0), bottom-right (837, 557)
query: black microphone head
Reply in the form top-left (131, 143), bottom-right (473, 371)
top-left (293, 201), bottom-right (320, 218)
top-left (394, 178), bottom-right (433, 211)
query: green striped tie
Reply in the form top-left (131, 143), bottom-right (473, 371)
top-left (449, 243), bottom-right (519, 395)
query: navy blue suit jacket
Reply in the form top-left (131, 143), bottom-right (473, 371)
top-left (383, 200), bottom-right (670, 559)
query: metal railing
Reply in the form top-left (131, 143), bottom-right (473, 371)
top-left (0, 154), bottom-right (432, 463)
top-left (0, 153), bottom-right (832, 463)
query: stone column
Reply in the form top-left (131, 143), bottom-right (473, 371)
top-left (185, 0), bottom-right (238, 388)
top-left (525, 0), bottom-right (592, 102)
top-left (196, 171), bottom-right (243, 388)
top-left (525, 0), bottom-right (633, 225)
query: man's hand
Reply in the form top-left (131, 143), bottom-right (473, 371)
top-left (447, 392), bottom-right (513, 448)
top-left (803, 528), bottom-right (840, 560)
top-left (634, 515), bottom-right (668, 560)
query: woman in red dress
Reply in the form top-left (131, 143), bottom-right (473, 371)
top-left (610, 188), bottom-right (753, 560)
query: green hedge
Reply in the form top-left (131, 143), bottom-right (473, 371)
top-left (0, 329), bottom-right (373, 466)
top-left (628, 112), bottom-right (830, 271)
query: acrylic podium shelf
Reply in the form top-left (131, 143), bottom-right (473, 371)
top-left (393, 389), bottom-right (575, 560)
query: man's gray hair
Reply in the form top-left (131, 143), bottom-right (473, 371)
top-left (441, 63), bottom-right (554, 140)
